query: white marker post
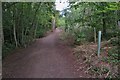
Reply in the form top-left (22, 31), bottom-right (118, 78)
top-left (97, 31), bottom-right (101, 57)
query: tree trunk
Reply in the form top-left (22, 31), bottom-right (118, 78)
top-left (13, 22), bottom-right (18, 47)
top-left (16, 4), bottom-right (20, 46)
top-left (30, 3), bottom-right (41, 40)
top-left (21, 28), bottom-right (24, 46)
top-left (102, 12), bottom-right (106, 38)
top-left (117, 5), bottom-right (120, 29)
top-left (33, 14), bottom-right (40, 39)
top-left (21, 3), bottom-right (24, 46)
top-left (34, 21), bottom-right (38, 39)
top-left (52, 18), bottom-right (55, 32)
top-left (31, 3), bottom-right (41, 28)
top-left (13, 5), bottom-right (18, 47)
top-left (101, 3), bottom-right (107, 38)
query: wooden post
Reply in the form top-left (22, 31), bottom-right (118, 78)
top-left (94, 27), bottom-right (96, 43)
top-left (97, 31), bottom-right (101, 57)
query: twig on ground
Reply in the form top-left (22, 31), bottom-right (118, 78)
top-left (105, 71), bottom-right (110, 78)
top-left (85, 66), bottom-right (93, 73)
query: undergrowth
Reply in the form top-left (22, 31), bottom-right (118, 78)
top-left (2, 42), bottom-right (15, 59)
top-left (72, 42), bottom-right (119, 78)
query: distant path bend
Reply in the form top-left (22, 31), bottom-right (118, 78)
top-left (3, 28), bottom-right (79, 78)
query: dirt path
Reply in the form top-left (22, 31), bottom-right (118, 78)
top-left (3, 29), bottom-right (79, 78)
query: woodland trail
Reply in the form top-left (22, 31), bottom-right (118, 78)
top-left (3, 28), bottom-right (79, 78)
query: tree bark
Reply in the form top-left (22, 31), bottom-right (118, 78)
top-left (30, 3), bottom-right (41, 41)
top-left (13, 5), bottom-right (18, 47)
top-left (52, 17), bottom-right (55, 32)
top-left (34, 20), bottom-right (38, 39)
top-left (102, 12), bottom-right (106, 38)
top-left (101, 3), bottom-right (107, 38)
top-left (13, 21), bottom-right (18, 47)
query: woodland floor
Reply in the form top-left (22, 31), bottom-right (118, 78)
top-left (2, 28), bottom-right (80, 78)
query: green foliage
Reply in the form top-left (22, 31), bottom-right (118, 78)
top-left (36, 29), bottom-right (45, 38)
top-left (63, 2), bottom-right (119, 44)
top-left (35, 26), bottom-right (49, 38)
top-left (108, 47), bottom-right (119, 64)
top-left (2, 2), bottom-right (56, 58)
top-left (74, 29), bottom-right (86, 45)
top-left (57, 17), bottom-right (66, 27)
top-left (2, 42), bottom-right (15, 58)
top-left (102, 47), bottom-right (119, 65)
top-left (90, 66), bottom-right (109, 76)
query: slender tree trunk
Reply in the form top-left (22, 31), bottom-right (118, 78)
top-left (52, 18), bottom-right (55, 32)
top-left (117, 5), bottom-right (120, 29)
top-left (30, 3), bottom-right (41, 41)
top-left (13, 5), bottom-right (18, 47)
top-left (21, 28), bottom-right (24, 46)
top-left (24, 27), bottom-right (29, 48)
top-left (102, 12), bottom-right (106, 38)
top-left (82, 3), bottom-right (85, 27)
top-left (21, 3), bottom-right (27, 47)
top-left (34, 21), bottom-right (38, 39)
top-left (13, 22), bottom-right (18, 47)
top-left (33, 14), bottom-right (40, 39)
top-left (101, 3), bottom-right (107, 38)
top-left (16, 4), bottom-right (20, 46)
top-left (21, 3), bottom-right (24, 46)
top-left (31, 3), bottom-right (41, 28)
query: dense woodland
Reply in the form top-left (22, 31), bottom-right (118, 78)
top-left (62, 2), bottom-right (119, 42)
top-left (2, 2), bottom-right (57, 58)
top-left (1, 2), bottom-right (120, 78)
top-left (61, 2), bottom-right (120, 55)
